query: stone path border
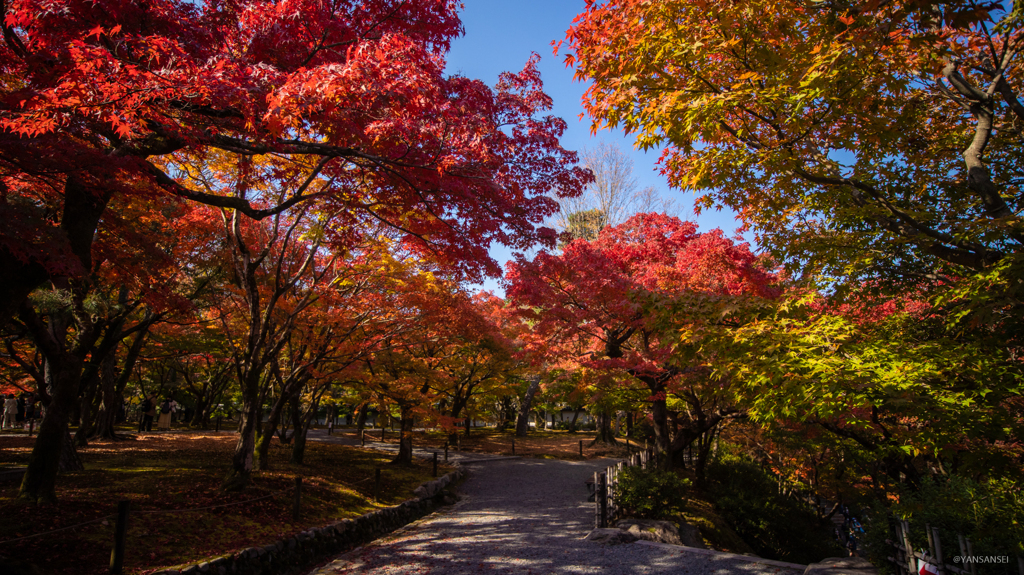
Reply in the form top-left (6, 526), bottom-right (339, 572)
top-left (634, 540), bottom-right (808, 570)
top-left (151, 468), bottom-right (466, 575)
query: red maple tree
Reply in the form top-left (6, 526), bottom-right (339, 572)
top-left (506, 213), bottom-right (781, 473)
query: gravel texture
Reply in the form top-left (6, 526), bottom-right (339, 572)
top-left (308, 457), bottom-right (806, 575)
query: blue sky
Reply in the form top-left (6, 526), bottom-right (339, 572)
top-left (444, 1), bottom-right (746, 293)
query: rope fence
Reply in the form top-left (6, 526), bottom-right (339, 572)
top-left (0, 480), bottom-right (304, 575)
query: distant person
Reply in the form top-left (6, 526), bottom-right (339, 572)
top-left (23, 394), bottom-right (35, 423)
top-left (15, 394), bottom-right (24, 423)
top-left (140, 394), bottom-right (156, 432)
top-left (2, 394), bottom-right (17, 430)
top-left (157, 398), bottom-right (173, 431)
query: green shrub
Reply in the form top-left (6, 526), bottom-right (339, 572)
top-left (864, 476), bottom-right (1024, 575)
top-left (706, 457), bottom-right (845, 564)
top-left (615, 466), bottom-right (691, 519)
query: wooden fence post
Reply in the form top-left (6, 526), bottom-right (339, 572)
top-left (444, 441), bottom-right (449, 461)
top-left (360, 430), bottom-right (365, 446)
top-left (593, 471), bottom-right (601, 529)
top-left (433, 452), bottom-right (438, 477)
top-left (28, 418), bottom-right (34, 437)
top-left (930, 526), bottom-right (944, 575)
top-left (926, 523), bottom-right (936, 564)
top-left (965, 538), bottom-right (977, 575)
top-left (109, 500), bottom-right (130, 575)
top-left (957, 534), bottom-right (968, 572)
top-left (599, 472), bottom-right (608, 528)
top-left (215, 416), bottom-right (221, 432)
top-left (293, 477), bottom-right (302, 521)
top-left (900, 520), bottom-right (915, 575)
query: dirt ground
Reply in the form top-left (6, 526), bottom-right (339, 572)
top-left (335, 427), bottom-right (644, 460)
top-left (0, 431), bottom-right (446, 575)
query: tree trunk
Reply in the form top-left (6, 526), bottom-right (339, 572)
top-left (91, 351), bottom-right (120, 440)
top-left (568, 408), bottom-right (581, 432)
top-left (191, 397), bottom-right (210, 429)
top-left (59, 429), bottom-right (84, 472)
top-left (515, 375), bottom-right (541, 437)
top-left (73, 369), bottom-right (100, 446)
top-left (223, 396), bottom-right (258, 491)
top-left (694, 426), bottom-right (716, 485)
top-left (650, 394), bottom-right (672, 469)
top-left (95, 323), bottom-right (149, 440)
top-left (355, 403), bottom-right (368, 431)
top-left (497, 396), bottom-right (516, 431)
top-left (255, 385), bottom-right (299, 471)
top-left (291, 395), bottom-right (318, 465)
top-left (589, 409), bottom-right (618, 446)
top-left (19, 355), bottom-right (85, 503)
top-left (391, 405), bottom-right (415, 466)
top-left (447, 397), bottom-right (467, 446)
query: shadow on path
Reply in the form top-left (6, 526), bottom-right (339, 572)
top-left (310, 458), bottom-right (805, 575)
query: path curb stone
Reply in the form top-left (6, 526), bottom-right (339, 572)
top-left (152, 465), bottom-right (465, 575)
top-left (633, 540), bottom-right (808, 571)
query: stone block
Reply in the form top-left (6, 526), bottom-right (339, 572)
top-left (804, 557), bottom-right (879, 575)
top-left (615, 518), bottom-right (683, 545)
top-left (585, 528), bottom-right (638, 545)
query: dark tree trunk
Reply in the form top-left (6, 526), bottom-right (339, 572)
top-left (496, 396), bottom-right (515, 431)
top-left (73, 362), bottom-right (104, 446)
top-left (355, 403), bottom-right (368, 431)
top-left (255, 383), bottom-right (301, 471)
top-left (589, 409), bottom-right (618, 445)
top-left (391, 405), bottom-right (415, 466)
top-left (291, 394), bottom-right (319, 465)
top-left (92, 350), bottom-right (121, 440)
top-left (650, 391), bottom-right (672, 469)
top-left (95, 320), bottom-right (150, 441)
top-left (223, 394), bottom-right (259, 491)
top-left (447, 397), bottom-right (467, 446)
top-left (515, 376), bottom-right (541, 437)
top-left (19, 354), bottom-right (85, 503)
top-left (568, 408), bottom-right (581, 432)
top-left (285, 392), bottom-right (302, 442)
top-left (693, 426), bottom-right (716, 485)
top-left (59, 429), bottom-right (84, 472)
top-left (191, 397), bottom-right (209, 429)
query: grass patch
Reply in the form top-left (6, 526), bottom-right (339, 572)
top-left (0, 432), bottom-right (448, 575)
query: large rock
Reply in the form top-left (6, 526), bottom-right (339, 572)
top-left (804, 557), bottom-right (879, 575)
top-left (585, 528), bottom-right (639, 545)
top-left (614, 518), bottom-right (705, 548)
top-left (676, 521), bottom-right (706, 548)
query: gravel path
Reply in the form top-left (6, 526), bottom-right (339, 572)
top-left (308, 458), bottom-right (806, 575)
